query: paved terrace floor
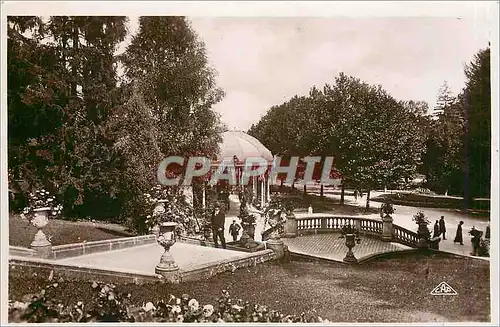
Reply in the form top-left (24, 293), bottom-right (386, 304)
top-left (56, 242), bottom-right (258, 276)
top-left (281, 233), bottom-right (411, 263)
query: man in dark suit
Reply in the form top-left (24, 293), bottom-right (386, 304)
top-left (211, 201), bottom-right (226, 249)
top-left (439, 216), bottom-right (447, 240)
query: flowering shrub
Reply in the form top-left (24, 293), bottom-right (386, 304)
top-left (412, 211), bottom-right (429, 225)
top-left (21, 189), bottom-right (63, 219)
top-left (8, 281), bottom-right (328, 323)
top-left (143, 185), bottom-right (196, 235)
top-left (413, 211), bottom-right (431, 240)
top-left (380, 202), bottom-right (395, 216)
top-left (262, 194), bottom-right (295, 229)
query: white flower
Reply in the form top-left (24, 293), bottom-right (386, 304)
top-left (12, 301), bottom-right (28, 310)
top-left (231, 304), bottom-right (244, 311)
top-left (202, 304), bottom-right (214, 317)
top-left (171, 305), bottom-right (182, 313)
top-left (188, 298), bottom-right (199, 311)
top-left (143, 302), bottom-right (155, 312)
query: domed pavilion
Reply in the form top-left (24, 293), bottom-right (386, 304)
top-left (201, 131), bottom-right (274, 208)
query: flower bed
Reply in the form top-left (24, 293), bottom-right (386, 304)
top-left (8, 280), bottom-right (327, 323)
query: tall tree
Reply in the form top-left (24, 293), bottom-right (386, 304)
top-left (434, 81), bottom-right (455, 115)
top-left (319, 74), bottom-right (425, 208)
top-left (121, 17), bottom-right (225, 214)
top-left (8, 16), bottom-right (129, 218)
top-left (121, 16), bottom-right (224, 161)
top-left (464, 47), bottom-right (491, 198)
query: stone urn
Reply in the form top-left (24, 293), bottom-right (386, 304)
top-left (31, 207), bottom-right (52, 248)
top-left (343, 233), bottom-right (358, 263)
top-left (155, 222), bottom-right (180, 282)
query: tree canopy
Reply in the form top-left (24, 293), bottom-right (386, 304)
top-left (8, 16), bottom-right (225, 231)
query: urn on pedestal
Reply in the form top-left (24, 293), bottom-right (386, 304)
top-left (155, 222), bottom-right (180, 283)
top-left (343, 233), bottom-right (358, 263)
top-left (30, 207), bottom-right (52, 247)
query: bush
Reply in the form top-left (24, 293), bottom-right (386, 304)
top-left (9, 281), bottom-right (328, 323)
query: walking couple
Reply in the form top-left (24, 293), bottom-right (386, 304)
top-left (432, 216), bottom-right (447, 239)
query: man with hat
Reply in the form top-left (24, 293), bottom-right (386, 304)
top-left (211, 201), bottom-right (227, 249)
top-left (229, 219), bottom-right (242, 242)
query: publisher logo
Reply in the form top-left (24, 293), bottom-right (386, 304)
top-left (431, 282), bottom-right (458, 296)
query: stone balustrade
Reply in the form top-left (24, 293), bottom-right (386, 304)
top-left (279, 214), bottom-right (420, 248)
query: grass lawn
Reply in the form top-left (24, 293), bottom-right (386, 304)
top-left (9, 251), bottom-right (490, 323)
top-left (9, 214), bottom-right (136, 248)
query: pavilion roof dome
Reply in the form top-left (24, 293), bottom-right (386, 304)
top-left (218, 131), bottom-right (273, 162)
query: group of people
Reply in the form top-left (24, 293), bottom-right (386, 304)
top-left (209, 200), bottom-right (245, 249)
top-left (432, 216), bottom-right (449, 240)
top-left (432, 216), bottom-right (490, 253)
top-left (433, 216), bottom-right (466, 245)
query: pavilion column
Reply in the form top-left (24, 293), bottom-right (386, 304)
top-left (202, 181), bottom-right (206, 210)
top-left (266, 176), bottom-right (270, 202)
top-left (260, 178), bottom-right (265, 208)
top-left (253, 176), bottom-right (257, 202)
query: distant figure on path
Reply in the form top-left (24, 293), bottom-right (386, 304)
top-left (223, 190), bottom-right (230, 210)
top-left (469, 226), bottom-right (482, 256)
top-left (454, 221), bottom-right (464, 245)
top-left (229, 219), bottom-right (242, 242)
top-left (439, 216), bottom-right (447, 240)
top-left (433, 220), bottom-right (440, 238)
top-left (211, 202), bottom-right (226, 249)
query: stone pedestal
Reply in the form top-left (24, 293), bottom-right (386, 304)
top-left (382, 215), bottom-right (393, 242)
top-left (428, 237), bottom-right (441, 250)
top-left (417, 238), bottom-right (429, 249)
top-left (155, 222), bottom-right (180, 283)
top-left (266, 237), bottom-right (285, 260)
top-left (155, 249), bottom-right (180, 283)
top-left (32, 243), bottom-right (53, 259)
top-left (284, 215), bottom-right (297, 238)
top-left (30, 208), bottom-right (52, 258)
top-left (416, 224), bottom-right (431, 249)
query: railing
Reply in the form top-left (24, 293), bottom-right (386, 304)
top-left (358, 218), bottom-right (383, 236)
top-left (291, 215), bottom-right (418, 248)
top-left (392, 225), bottom-right (419, 248)
top-left (297, 216), bottom-right (382, 235)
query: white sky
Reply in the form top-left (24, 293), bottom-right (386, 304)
top-left (187, 16), bottom-right (491, 130)
top-left (126, 13), bottom-right (491, 131)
